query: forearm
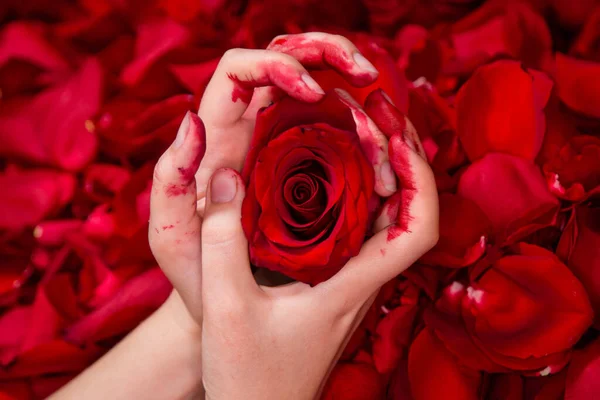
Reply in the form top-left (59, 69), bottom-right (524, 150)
top-left (51, 291), bottom-right (204, 400)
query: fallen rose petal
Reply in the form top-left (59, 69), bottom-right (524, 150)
top-left (0, 169), bottom-right (76, 231)
top-left (557, 202), bottom-right (600, 327)
top-left (536, 98), bottom-right (579, 166)
top-left (83, 164), bottom-right (131, 204)
top-left (565, 337), bottom-right (600, 399)
top-left (457, 153), bottom-right (560, 244)
top-left (120, 18), bottom-right (190, 87)
top-left (169, 58), bottom-right (219, 96)
top-left (448, 2), bottom-right (552, 74)
top-left (96, 94), bottom-right (195, 161)
top-left (64, 267), bottom-right (171, 344)
top-left (0, 21), bottom-right (70, 96)
top-left (0, 340), bottom-right (104, 379)
top-left (0, 58), bottom-right (101, 170)
top-left (462, 244), bottom-right (592, 372)
top-left (555, 53), bottom-right (600, 119)
top-left (487, 374), bottom-right (524, 400)
top-left (0, 380), bottom-right (30, 399)
top-left (455, 61), bottom-right (552, 161)
top-left (543, 135), bottom-right (600, 201)
top-left (0, 307), bottom-right (31, 366)
top-left (33, 220), bottom-right (83, 247)
top-left (408, 329), bottom-right (483, 400)
top-left (321, 362), bottom-right (384, 400)
top-left (420, 193), bottom-right (491, 268)
top-left (549, 0), bottom-right (600, 29)
top-left (569, 6), bottom-right (600, 62)
top-left (372, 303), bottom-right (418, 375)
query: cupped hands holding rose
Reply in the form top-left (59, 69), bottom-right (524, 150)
top-left (52, 32), bottom-right (438, 400)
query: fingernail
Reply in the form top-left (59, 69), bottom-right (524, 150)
top-left (210, 169), bottom-right (237, 203)
top-left (404, 132), bottom-right (417, 152)
top-left (301, 73), bottom-right (325, 95)
top-left (380, 161), bottom-right (397, 192)
top-left (380, 89), bottom-right (395, 106)
top-left (173, 111), bottom-right (191, 149)
top-left (353, 53), bottom-right (378, 74)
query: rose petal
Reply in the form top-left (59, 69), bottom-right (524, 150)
top-left (455, 60), bottom-right (552, 161)
top-left (321, 362), bottom-right (384, 400)
top-left (557, 203), bottom-right (600, 328)
top-left (0, 58), bottom-right (101, 170)
top-left (565, 338), bottom-right (600, 399)
top-left (408, 329), bottom-right (483, 400)
top-left (556, 53), bottom-right (600, 119)
top-left (457, 153), bottom-right (560, 243)
top-left (64, 268), bottom-right (171, 344)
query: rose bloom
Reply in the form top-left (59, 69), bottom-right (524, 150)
top-left (241, 91), bottom-right (378, 284)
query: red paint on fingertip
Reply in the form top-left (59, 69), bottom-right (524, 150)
top-left (268, 36), bottom-right (377, 86)
top-left (174, 113), bottom-right (206, 184)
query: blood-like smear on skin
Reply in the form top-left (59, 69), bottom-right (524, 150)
top-left (166, 184), bottom-right (190, 197)
top-left (268, 36), bottom-right (374, 86)
top-left (162, 225), bottom-right (174, 230)
top-left (166, 113), bottom-right (206, 198)
top-left (387, 137), bottom-right (416, 242)
top-left (228, 61), bottom-right (323, 104)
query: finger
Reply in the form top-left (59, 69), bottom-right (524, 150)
top-left (201, 168), bottom-right (258, 299)
top-left (335, 89), bottom-right (397, 197)
top-left (320, 136), bottom-right (438, 311)
top-left (267, 32), bottom-right (379, 87)
top-left (198, 48), bottom-right (325, 128)
top-left (246, 32), bottom-right (380, 123)
top-left (149, 112), bottom-right (206, 313)
top-left (365, 89), bottom-right (427, 159)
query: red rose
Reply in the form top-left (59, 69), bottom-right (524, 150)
top-left (557, 201), bottom-right (600, 327)
top-left (455, 60), bottom-right (553, 162)
top-left (425, 243), bottom-right (593, 374)
top-left (543, 135), bottom-right (600, 201)
top-left (241, 91), bottom-right (376, 284)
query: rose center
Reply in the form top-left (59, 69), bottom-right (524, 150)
top-left (282, 161), bottom-right (329, 225)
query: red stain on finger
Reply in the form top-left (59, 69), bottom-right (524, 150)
top-left (162, 225), bottom-right (174, 230)
top-left (166, 184), bottom-right (190, 197)
top-left (228, 61), bottom-right (323, 104)
top-left (268, 36), bottom-right (376, 86)
top-left (164, 113), bottom-right (206, 198)
top-left (386, 135), bottom-right (417, 242)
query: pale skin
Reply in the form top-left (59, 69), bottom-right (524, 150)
top-left (51, 33), bottom-right (439, 400)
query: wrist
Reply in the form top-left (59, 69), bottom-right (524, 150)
top-left (156, 290), bottom-right (204, 398)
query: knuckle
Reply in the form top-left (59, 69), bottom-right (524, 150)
top-left (221, 48), bottom-right (245, 64)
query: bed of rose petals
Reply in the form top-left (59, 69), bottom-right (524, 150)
top-left (1, 0), bottom-right (599, 399)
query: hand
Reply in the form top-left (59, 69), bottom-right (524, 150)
top-left (148, 32), bottom-right (386, 327)
top-left (147, 32), bottom-right (393, 396)
top-left (199, 113), bottom-right (438, 399)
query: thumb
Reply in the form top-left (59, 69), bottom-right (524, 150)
top-left (201, 168), bottom-right (257, 299)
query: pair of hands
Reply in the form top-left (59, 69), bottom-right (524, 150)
top-left (149, 32), bottom-right (439, 400)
